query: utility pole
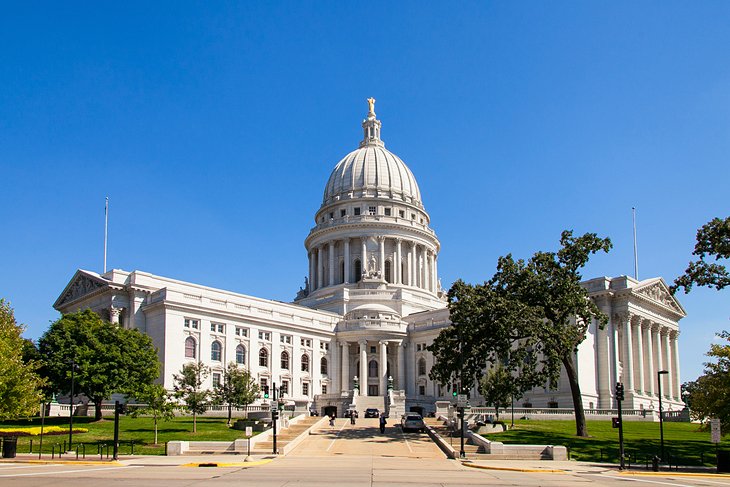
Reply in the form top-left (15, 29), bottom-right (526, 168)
top-left (616, 382), bottom-right (625, 470)
top-left (113, 400), bottom-right (121, 460)
top-left (272, 382), bottom-right (278, 455)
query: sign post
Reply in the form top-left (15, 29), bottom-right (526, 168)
top-left (711, 419), bottom-right (721, 445)
top-left (244, 426), bottom-right (253, 462)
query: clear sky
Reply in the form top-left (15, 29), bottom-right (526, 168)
top-left (1, 2), bottom-right (728, 383)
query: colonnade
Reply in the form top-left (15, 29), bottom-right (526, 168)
top-left (332, 338), bottom-right (406, 396)
top-left (601, 313), bottom-right (682, 405)
top-left (307, 236), bottom-right (438, 293)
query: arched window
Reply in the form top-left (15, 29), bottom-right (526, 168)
top-left (281, 351), bottom-right (290, 370)
top-left (236, 345), bottom-right (246, 365)
top-left (259, 348), bottom-right (269, 367)
top-left (368, 360), bottom-right (378, 377)
top-left (301, 354), bottom-right (310, 372)
top-left (211, 340), bottom-right (222, 361)
top-left (320, 357), bottom-right (328, 375)
top-left (340, 261), bottom-right (345, 283)
top-left (418, 357), bottom-right (427, 376)
top-left (184, 337), bottom-right (196, 359)
top-left (385, 261), bottom-right (392, 283)
top-left (354, 259), bottom-right (362, 282)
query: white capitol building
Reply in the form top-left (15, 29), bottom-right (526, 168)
top-left (54, 100), bottom-right (686, 416)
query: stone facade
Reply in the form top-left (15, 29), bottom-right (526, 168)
top-left (54, 101), bottom-right (685, 414)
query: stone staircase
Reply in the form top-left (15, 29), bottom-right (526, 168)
top-left (354, 395), bottom-right (385, 415)
top-left (253, 416), bottom-right (321, 454)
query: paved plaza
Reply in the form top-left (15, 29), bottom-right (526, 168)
top-left (1, 419), bottom-right (728, 486)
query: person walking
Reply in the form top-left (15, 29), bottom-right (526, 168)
top-left (329, 413), bottom-right (336, 428)
top-left (379, 412), bottom-right (387, 434)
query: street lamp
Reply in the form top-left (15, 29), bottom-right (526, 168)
top-left (68, 359), bottom-right (79, 452)
top-left (657, 370), bottom-right (669, 462)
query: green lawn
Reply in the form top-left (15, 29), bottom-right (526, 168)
top-left (486, 419), bottom-right (729, 466)
top-left (0, 415), bottom-right (256, 456)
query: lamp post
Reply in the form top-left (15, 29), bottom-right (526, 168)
top-left (67, 359), bottom-right (78, 452)
top-left (657, 370), bottom-right (669, 462)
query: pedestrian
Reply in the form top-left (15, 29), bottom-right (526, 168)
top-left (350, 409), bottom-right (356, 425)
top-left (329, 413), bottom-right (335, 428)
top-left (379, 412), bottom-right (387, 433)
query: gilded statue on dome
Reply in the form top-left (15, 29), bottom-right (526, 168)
top-left (367, 97), bottom-right (376, 117)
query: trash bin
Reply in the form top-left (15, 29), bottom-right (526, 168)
top-left (717, 450), bottom-right (730, 473)
top-left (2, 436), bottom-right (17, 458)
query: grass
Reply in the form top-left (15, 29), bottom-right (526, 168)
top-left (0, 415), bottom-right (257, 456)
top-left (486, 419), bottom-right (729, 466)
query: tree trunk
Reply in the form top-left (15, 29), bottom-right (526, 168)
top-left (228, 404), bottom-right (232, 426)
top-left (562, 355), bottom-right (588, 437)
top-left (94, 398), bottom-right (103, 421)
top-left (193, 411), bottom-right (197, 433)
top-left (154, 415), bottom-right (158, 445)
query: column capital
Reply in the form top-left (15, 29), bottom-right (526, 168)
top-left (669, 329), bottom-right (680, 339)
top-left (379, 340), bottom-right (389, 346)
top-left (339, 340), bottom-right (349, 348)
top-left (358, 339), bottom-right (368, 346)
top-left (377, 235), bottom-right (385, 242)
top-left (395, 237), bottom-right (403, 244)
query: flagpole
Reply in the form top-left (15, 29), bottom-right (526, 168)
top-left (632, 207), bottom-right (638, 280)
top-left (104, 197), bottom-right (109, 274)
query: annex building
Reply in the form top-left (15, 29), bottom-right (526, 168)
top-left (54, 100), bottom-right (686, 416)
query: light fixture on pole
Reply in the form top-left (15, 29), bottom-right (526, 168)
top-left (67, 358), bottom-right (79, 452)
top-left (657, 370), bottom-right (669, 462)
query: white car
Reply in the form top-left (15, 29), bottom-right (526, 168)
top-left (400, 413), bottom-right (426, 432)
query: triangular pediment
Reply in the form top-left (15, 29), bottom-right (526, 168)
top-left (53, 269), bottom-right (110, 310)
top-left (632, 278), bottom-right (686, 316)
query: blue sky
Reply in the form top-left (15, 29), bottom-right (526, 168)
top-left (1, 2), bottom-right (728, 383)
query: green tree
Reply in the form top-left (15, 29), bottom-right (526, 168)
top-left (38, 310), bottom-right (160, 420)
top-left (479, 363), bottom-right (519, 421)
top-left (173, 361), bottom-right (210, 432)
top-left (673, 216), bottom-right (730, 293)
top-left (0, 300), bottom-right (44, 420)
top-left (431, 231), bottom-right (611, 438)
top-left (213, 362), bottom-right (259, 425)
top-left (129, 383), bottom-right (176, 445)
top-left (684, 331), bottom-right (730, 432)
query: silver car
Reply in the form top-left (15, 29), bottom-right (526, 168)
top-left (400, 413), bottom-right (426, 432)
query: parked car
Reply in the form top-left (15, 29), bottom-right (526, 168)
top-left (364, 408), bottom-right (380, 418)
top-left (401, 413), bottom-right (426, 432)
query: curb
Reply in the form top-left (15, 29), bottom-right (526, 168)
top-left (181, 458), bottom-right (275, 468)
top-left (619, 470), bottom-right (730, 478)
top-left (0, 459), bottom-right (123, 466)
top-left (460, 461), bottom-right (565, 473)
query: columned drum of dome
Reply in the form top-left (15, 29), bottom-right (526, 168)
top-left (296, 100), bottom-right (446, 320)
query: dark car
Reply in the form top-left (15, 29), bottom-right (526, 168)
top-left (364, 408), bottom-right (380, 418)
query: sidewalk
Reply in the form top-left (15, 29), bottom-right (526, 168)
top-left (0, 452), bottom-right (277, 468)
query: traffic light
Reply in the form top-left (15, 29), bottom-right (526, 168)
top-left (115, 402), bottom-right (127, 415)
top-left (263, 385), bottom-right (270, 399)
top-left (615, 382), bottom-right (624, 402)
top-left (272, 409), bottom-right (279, 420)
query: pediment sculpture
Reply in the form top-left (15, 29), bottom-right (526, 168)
top-left (636, 282), bottom-right (683, 313)
top-left (58, 274), bottom-right (106, 306)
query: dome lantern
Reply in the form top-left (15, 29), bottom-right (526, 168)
top-left (360, 97), bottom-right (384, 148)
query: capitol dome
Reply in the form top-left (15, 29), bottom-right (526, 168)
top-left (321, 100), bottom-right (423, 209)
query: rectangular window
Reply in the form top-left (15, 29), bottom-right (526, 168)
top-left (211, 323), bottom-right (224, 333)
top-left (259, 331), bottom-right (271, 341)
top-left (329, 212), bottom-right (334, 220)
top-left (370, 346), bottom-right (376, 353)
top-left (301, 338), bottom-right (312, 347)
top-left (384, 208), bottom-right (391, 216)
top-left (281, 335), bottom-right (292, 344)
top-left (184, 318), bottom-right (200, 329)
top-left (399, 210), bottom-right (405, 218)
top-left (368, 206), bottom-right (376, 215)
top-left (212, 373), bottom-right (221, 388)
top-left (419, 385), bottom-right (425, 396)
top-left (411, 213), bottom-right (416, 220)
top-left (320, 342), bottom-right (329, 351)
top-left (235, 326), bottom-right (248, 337)
top-left (322, 385), bottom-right (327, 395)
top-left (260, 378), bottom-right (268, 389)
top-left (340, 209), bottom-right (346, 217)
top-left (280, 380), bottom-right (289, 396)
top-left (420, 218), bottom-right (424, 224)
top-left (302, 382), bottom-right (309, 397)
top-left (354, 207), bottom-right (361, 216)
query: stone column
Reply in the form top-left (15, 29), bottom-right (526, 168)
top-left (595, 312), bottom-right (611, 407)
top-left (359, 339), bottom-right (368, 397)
top-left (361, 238), bottom-right (368, 277)
top-left (397, 341), bottom-right (406, 390)
top-left (424, 250), bottom-right (430, 291)
top-left (395, 238), bottom-right (402, 284)
top-left (653, 325), bottom-right (664, 396)
top-left (671, 331), bottom-right (681, 401)
top-left (610, 317), bottom-right (620, 404)
top-left (417, 246), bottom-right (423, 288)
top-left (308, 251), bottom-right (314, 292)
top-left (644, 322), bottom-right (655, 396)
top-left (379, 340), bottom-right (388, 395)
top-left (434, 255), bottom-right (439, 291)
top-left (340, 341), bottom-right (349, 393)
top-left (428, 251), bottom-right (435, 292)
top-left (662, 331), bottom-right (672, 399)
top-left (328, 241), bottom-right (335, 287)
top-left (317, 245), bottom-right (324, 290)
top-left (110, 306), bottom-right (122, 325)
top-left (378, 236), bottom-right (385, 278)
top-left (621, 314), bottom-right (634, 392)
top-left (344, 239), bottom-right (350, 284)
top-left (635, 317), bottom-right (645, 395)
top-left (407, 243), bottom-right (415, 286)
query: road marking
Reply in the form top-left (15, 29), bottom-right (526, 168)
top-left (600, 474), bottom-right (698, 487)
top-left (397, 428), bottom-right (413, 453)
top-left (0, 464), bottom-right (55, 470)
top-left (0, 465), bottom-right (141, 478)
top-left (325, 421), bottom-right (348, 452)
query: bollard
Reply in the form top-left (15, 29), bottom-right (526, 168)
top-left (652, 455), bottom-right (660, 472)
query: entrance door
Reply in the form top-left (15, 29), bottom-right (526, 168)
top-left (368, 385), bottom-right (379, 396)
top-left (323, 406), bottom-right (337, 418)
